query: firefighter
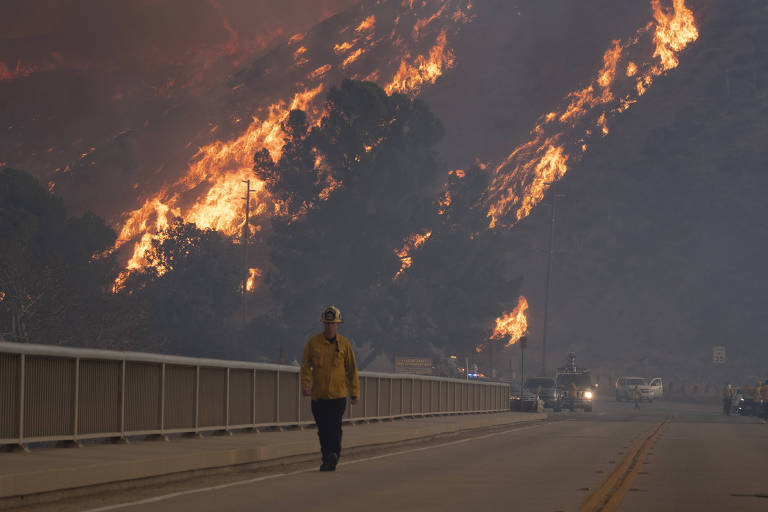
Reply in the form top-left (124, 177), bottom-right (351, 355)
top-left (722, 383), bottom-right (734, 416)
top-left (758, 380), bottom-right (768, 422)
top-left (568, 381), bottom-right (578, 411)
top-left (632, 385), bottom-right (641, 410)
top-left (300, 306), bottom-right (360, 471)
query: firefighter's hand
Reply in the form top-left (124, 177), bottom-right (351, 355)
top-left (351, 397), bottom-right (359, 405)
top-left (302, 387), bottom-right (311, 397)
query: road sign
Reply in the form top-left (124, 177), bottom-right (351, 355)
top-left (395, 356), bottom-right (433, 375)
top-left (712, 346), bottom-right (726, 364)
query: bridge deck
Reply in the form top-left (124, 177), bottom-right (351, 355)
top-left (0, 411), bottom-right (543, 502)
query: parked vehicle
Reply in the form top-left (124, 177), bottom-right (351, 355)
top-left (524, 377), bottom-right (558, 407)
top-left (649, 377), bottom-right (664, 400)
top-left (615, 377), bottom-right (653, 402)
top-left (509, 383), bottom-right (541, 412)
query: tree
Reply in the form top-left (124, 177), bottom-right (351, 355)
top-left (254, 81), bottom-right (448, 357)
top-left (0, 168), bottom-right (117, 344)
top-left (121, 217), bottom-right (245, 357)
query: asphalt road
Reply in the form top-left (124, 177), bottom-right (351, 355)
top-left (23, 398), bottom-right (768, 512)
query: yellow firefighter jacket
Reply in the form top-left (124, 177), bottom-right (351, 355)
top-left (300, 333), bottom-right (360, 401)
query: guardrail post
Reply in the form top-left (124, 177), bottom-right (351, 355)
top-left (429, 381), bottom-right (433, 414)
top-left (73, 357), bottom-right (80, 443)
top-left (296, 372), bottom-right (301, 427)
top-left (252, 368), bottom-right (256, 429)
top-left (362, 378), bottom-right (367, 419)
top-left (225, 368), bottom-right (231, 434)
top-left (195, 366), bottom-right (200, 434)
top-left (376, 377), bottom-right (381, 417)
top-left (120, 359), bottom-right (126, 440)
top-left (410, 377), bottom-right (414, 415)
top-left (160, 363), bottom-right (166, 438)
top-left (388, 378), bottom-right (392, 417)
top-left (275, 367), bottom-right (280, 424)
top-left (18, 354), bottom-right (25, 450)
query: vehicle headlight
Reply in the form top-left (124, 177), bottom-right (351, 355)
top-left (585, 391), bottom-right (593, 399)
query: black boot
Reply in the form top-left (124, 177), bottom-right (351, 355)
top-left (327, 452), bottom-right (339, 471)
top-left (319, 456), bottom-right (331, 471)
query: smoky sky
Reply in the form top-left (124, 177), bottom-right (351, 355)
top-left (0, 0), bottom-right (361, 85)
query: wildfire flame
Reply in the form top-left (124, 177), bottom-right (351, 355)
top-left (245, 267), bottom-right (262, 292)
top-left (394, 230), bottom-right (432, 280)
top-left (490, 295), bottom-right (529, 345)
top-left (485, 0), bottom-right (698, 228)
top-left (475, 295), bottom-right (529, 352)
top-left (385, 29), bottom-right (455, 96)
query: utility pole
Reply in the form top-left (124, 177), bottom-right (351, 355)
top-left (541, 182), bottom-right (563, 376)
top-left (520, 336), bottom-right (528, 400)
top-left (242, 180), bottom-right (257, 326)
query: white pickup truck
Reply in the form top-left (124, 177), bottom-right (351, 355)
top-left (648, 377), bottom-right (663, 400)
top-left (615, 377), bottom-right (654, 402)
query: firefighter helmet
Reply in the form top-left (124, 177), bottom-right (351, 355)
top-left (321, 305), bottom-right (343, 324)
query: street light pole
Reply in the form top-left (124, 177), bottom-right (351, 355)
top-left (520, 336), bottom-right (528, 399)
top-left (541, 183), bottom-right (563, 376)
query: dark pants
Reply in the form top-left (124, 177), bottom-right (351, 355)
top-left (311, 398), bottom-right (346, 461)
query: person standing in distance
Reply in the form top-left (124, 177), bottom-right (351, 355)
top-left (300, 306), bottom-right (360, 471)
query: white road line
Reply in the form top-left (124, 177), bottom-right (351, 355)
top-left (80, 422), bottom-right (546, 512)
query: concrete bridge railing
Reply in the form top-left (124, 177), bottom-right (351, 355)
top-left (0, 342), bottom-right (508, 448)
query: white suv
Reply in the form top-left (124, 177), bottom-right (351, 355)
top-left (615, 377), bottom-right (654, 402)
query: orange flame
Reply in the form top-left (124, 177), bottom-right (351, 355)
top-left (485, 0), bottom-right (698, 228)
top-left (385, 29), bottom-right (455, 95)
top-left (245, 267), bottom-right (262, 292)
top-left (394, 230), bottom-right (432, 280)
top-left (437, 190), bottom-right (452, 215)
top-left (490, 296), bottom-right (529, 346)
top-left (355, 15), bottom-right (376, 33)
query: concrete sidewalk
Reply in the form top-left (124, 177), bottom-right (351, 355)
top-left (0, 412), bottom-right (545, 502)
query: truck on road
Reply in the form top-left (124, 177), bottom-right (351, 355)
top-left (554, 353), bottom-right (596, 412)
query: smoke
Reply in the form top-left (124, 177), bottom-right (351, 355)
top-left (0, 0), bottom-right (361, 88)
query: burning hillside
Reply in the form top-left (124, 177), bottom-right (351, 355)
top-left (111, 0), bottom-right (473, 281)
top-left (484, 0), bottom-right (698, 228)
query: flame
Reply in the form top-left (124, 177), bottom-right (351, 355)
top-left (246, 267), bottom-right (262, 292)
top-left (294, 46), bottom-right (309, 65)
top-left (355, 15), bottom-right (376, 33)
top-left (490, 296), bottom-right (529, 345)
top-left (0, 290), bottom-right (5, 302)
top-left (334, 41), bottom-right (354, 54)
top-left (386, 29), bottom-right (454, 96)
top-left (114, 85), bottom-right (323, 274)
top-left (651, 0), bottom-right (699, 71)
top-left (394, 230), bottom-right (432, 280)
top-left (342, 48), bottom-right (365, 69)
top-left (485, 0), bottom-right (698, 228)
top-left (437, 190), bottom-right (452, 215)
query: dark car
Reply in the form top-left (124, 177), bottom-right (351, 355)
top-left (509, 383), bottom-right (540, 412)
top-left (524, 377), bottom-right (558, 408)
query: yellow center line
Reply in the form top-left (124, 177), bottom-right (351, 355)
top-left (580, 419), bottom-right (669, 512)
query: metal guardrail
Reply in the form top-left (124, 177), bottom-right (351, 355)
top-left (0, 342), bottom-right (508, 448)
